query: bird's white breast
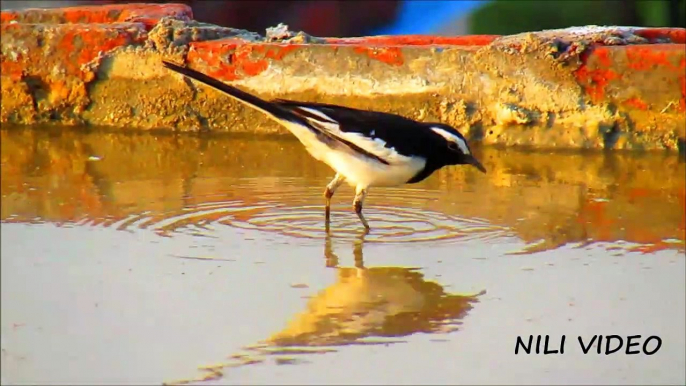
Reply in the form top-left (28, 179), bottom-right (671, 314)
top-left (323, 148), bottom-right (426, 187)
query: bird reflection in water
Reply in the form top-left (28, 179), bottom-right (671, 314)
top-left (167, 236), bottom-right (484, 385)
top-left (268, 234), bottom-right (483, 347)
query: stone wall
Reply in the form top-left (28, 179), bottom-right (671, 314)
top-left (1, 3), bottom-right (685, 151)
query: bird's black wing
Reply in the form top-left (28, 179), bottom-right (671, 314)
top-left (274, 99), bottom-right (440, 160)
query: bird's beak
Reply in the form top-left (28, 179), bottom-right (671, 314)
top-left (469, 155), bottom-right (487, 173)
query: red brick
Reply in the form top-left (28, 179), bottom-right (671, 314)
top-left (0, 3), bottom-right (192, 30)
top-left (1, 22), bottom-right (147, 80)
top-left (325, 35), bottom-right (500, 46)
top-left (0, 4), bottom-right (684, 151)
top-left (186, 41), bottom-right (304, 82)
top-left (574, 44), bottom-right (685, 111)
top-left (633, 27), bottom-right (686, 44)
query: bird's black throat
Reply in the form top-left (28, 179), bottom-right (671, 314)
top-left (406, 160), bottom-right (445, 184)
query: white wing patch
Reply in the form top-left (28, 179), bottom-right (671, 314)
top-left (293, 106), bottom-right (414, 165)
top-left (430, 127), bottom-right (470, 154)
top-left (346, 132), bottom-right (412, 164)
top-left (296, 107), bottom-right (338, 124)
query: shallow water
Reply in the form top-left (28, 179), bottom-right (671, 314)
top-left (1, 126), bottom-right (684, 385)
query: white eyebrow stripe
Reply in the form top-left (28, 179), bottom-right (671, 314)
top-left (431, 127), bottom-right (470, 154)
top-left (296, 107), bottom-right (338, 124)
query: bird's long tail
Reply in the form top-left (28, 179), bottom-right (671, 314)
top-left (161, 60), bottom-right (301, 125)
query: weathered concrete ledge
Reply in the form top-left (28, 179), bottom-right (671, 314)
top-left (1, 3), bottom-right (685, 151)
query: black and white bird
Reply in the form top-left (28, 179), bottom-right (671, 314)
top-left (162, 60), bottom-right (486, 232)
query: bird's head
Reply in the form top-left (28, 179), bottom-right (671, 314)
top-left (427, 124), bottom-right (486, 173)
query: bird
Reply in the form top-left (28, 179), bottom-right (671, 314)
top-left (162, 60), bottom-right (486, 232)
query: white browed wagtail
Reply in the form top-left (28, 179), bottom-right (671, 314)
top-left (162, 60), bottom-right (486, 232)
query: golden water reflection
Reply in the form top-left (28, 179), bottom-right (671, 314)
top-left (270, 236), bottom-right (481, 347)
top-left (3, 126), bottom-right (684, 385)
top-left (1, 125), bottom-right (684, 252)
top-left (168, 236), bottom-right (483, 385)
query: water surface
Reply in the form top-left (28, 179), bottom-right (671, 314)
top-left (1, 126), bottom-right (684, 385)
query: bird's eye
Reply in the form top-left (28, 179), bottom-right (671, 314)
top-left (447, 142), bottom-right (459, 152)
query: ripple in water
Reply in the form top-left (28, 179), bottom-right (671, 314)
top-left (108, 184), bottom-right (511, 245)
top-left (223, 204), bottom-right (509, 244)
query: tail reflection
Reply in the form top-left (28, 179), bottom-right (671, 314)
top-left (165, 236), bottom-right (484, 385)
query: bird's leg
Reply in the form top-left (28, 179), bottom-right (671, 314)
top-left (324, 173), bottom-right (345, 229)
top-left (324, 233), bottom-right (339, 268)
top-left (353, 232), bottom-right (366, 269)
top-left (353, 185), bottom-right (370, 232)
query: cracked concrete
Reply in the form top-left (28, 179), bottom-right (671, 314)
top-left (1, 4), bottom-right (684, 152)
